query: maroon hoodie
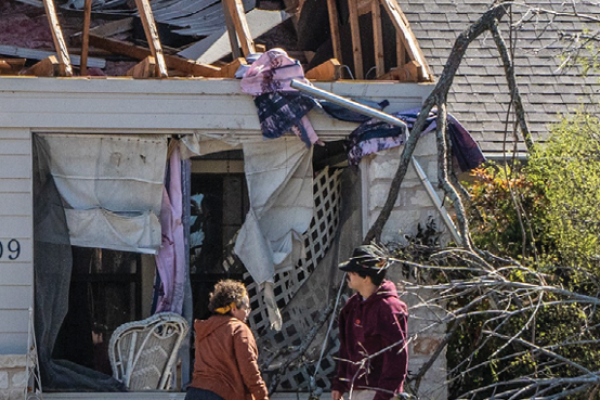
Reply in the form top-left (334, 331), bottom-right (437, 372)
top-left (332, 280), bottom-right (408, 400)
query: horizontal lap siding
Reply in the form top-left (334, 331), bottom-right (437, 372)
top-left (0, 129), bottom-right (32, 354)
top-left (0, 78), bottom-right (432, 137)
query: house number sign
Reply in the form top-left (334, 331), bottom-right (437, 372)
top-left (0, 239), bottom-right (21, 260)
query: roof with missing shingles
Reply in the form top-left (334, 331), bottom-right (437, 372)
top-left (401, 0), bottom-right (600, 156)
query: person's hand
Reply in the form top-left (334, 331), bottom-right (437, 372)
top-left (331, 390), bottom-right (344, 400)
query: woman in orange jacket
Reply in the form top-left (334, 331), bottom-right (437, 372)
top-left (185, 280), bottom-right (269, 400)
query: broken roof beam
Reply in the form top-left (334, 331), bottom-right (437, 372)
top-left (0, 59), bottom-right (26, 75)
top-left (372, 0), bottom-right (384, 77)
top-left (326, 0), bottom-right (342, 62)
top-left (222, 0), bottom-right (256, 57)
top-left (134, 0), bottom-right (168, 77)
top-left (305, 59), bottom-right (341, 81)
top-left (80, 0), bottom-right (92, 75)
top-left (348, 0), bottom-right (363, 79)
top-left (42, 0), bottom-right (73, 76)
top-left (379, 0), bottom-right (431, 81)
top-left (88, 34), bottom-right (221, 77)
top-left (23, 55), bottom-right (60, 77)
top-left (127, 56), bottom-right (157, 78)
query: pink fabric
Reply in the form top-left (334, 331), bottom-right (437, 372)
top-left (240, 48), bottom-right (311, 96)
top-left (155, 146), bottom-right (186, 314)
top-left (241, 49), bottom-right (319, 145)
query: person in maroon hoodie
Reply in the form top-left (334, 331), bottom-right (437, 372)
top-left (185, 280), bottom-right (269, 400)
top-left (331, 245), bottom-right (409, 400)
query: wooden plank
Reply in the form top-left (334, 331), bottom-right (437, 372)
top-left (42, 0), bottom-right (73, 76)
top-left (134, 0), bottom-right (168, 77)
top-left (23, 56), bottom-right (60, 77)
top-left (379, 0), bottom-right (430, 81)
top-left (325, 0), bottom-right (342, 61)
top-left (305, 59), bottom-right (342, 81)
top-left (222, 0), bottom-right (255, 57)
top-left (348, 0), bottom-right (363, 79)
top-left (372, 0), bottom-right (384, 77)
top-left (0, 286), bottom-right (33, 310)
top-left (222, 0), bottom-right (242, 59)
top-left (0, 45), bottom-right (105, 68)
top-left (0, 310), bottom-right (29, 333)
top-left (80, 0), bottom-right (92, 76)
top-left (357, 0), bottom-right (371, 15)
top-left (127, 56), bottom-right (157, 78)
top-left (0, 157), bottom-right (31, 180)
top-left (397, 32), bottom-right (405, 67)
top-left (404, 60), bottom-right (419, 82)
top-left (0, 59), bottom-right (26, 75)
top-left (218, 57), bottom-right (246, 78)
top-left (89, 35), bottom-right (221, 77)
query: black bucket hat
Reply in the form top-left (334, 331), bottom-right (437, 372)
top-left (338, 245), bottom-right (389, 273)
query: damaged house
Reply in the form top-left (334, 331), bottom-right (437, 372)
top-left (0, 0), bottom-right (596, 399)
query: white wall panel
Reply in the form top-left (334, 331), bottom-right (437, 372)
top-left (0, 264), bottom-right (32, 285)
top-left (0, 193), bottom-right (31, 216)
top-left (0, 286), bottom-right (32, 309)
top-left (0, 332), bottom-right (27, 354)
top-left (0, 310), bottom-right (28, 333)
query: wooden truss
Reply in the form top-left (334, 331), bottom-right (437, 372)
top-left (9, 0), bottom-right (431, 81)
top-left (325, 0), bottom-right (432, 81)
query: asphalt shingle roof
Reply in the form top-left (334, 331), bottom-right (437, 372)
top-left (400, 0), bottom-right (600, 156)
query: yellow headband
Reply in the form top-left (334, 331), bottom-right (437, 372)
top-left (214, 302), bottom-right (237, 315)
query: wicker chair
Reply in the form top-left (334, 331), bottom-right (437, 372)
top-left (108, 312), bottom-right (189, 390)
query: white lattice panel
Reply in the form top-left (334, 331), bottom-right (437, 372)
top-left (242, 166), bottom-right (343, 392)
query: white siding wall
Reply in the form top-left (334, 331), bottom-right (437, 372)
top-left (0, 128), bottom-right (32, 355)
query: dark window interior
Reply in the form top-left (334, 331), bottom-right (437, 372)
top-left (189, 172), bottom-right (249, 321)
top-left (53, 247), bottom-right (142, 375)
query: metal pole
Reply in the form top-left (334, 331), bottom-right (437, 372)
top-left (290, 79), bottom-right (462, 244)
top-left (290, 79), bottom-right (408, 131)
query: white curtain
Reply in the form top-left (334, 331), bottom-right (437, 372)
top-left (39, 134), bottom-right (167, 253)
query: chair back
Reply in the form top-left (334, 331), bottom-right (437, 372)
top-left (108, 312), bottom-right (189, 390)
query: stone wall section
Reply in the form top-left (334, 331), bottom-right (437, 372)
top-left (0, 355), bottom-right (28, 400)
top-left (366, 134), bottom-right (449, 400)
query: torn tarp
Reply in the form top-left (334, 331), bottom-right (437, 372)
top-left (234, 137), bottom-right (314, 329)
top-left (36, 134), bottom-right (167, 253)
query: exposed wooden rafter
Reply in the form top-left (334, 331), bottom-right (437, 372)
top-left (42, 0), bottom-right (73, 76)
top-left (222, 0), bottom-right (256, 57)
top-left (379, 0), bottom-right (430, 81)
top-left (80, 0), bottom-right (92, 75)
top-left (323, 0), bottom-right (432, 82)
top-left (134, 0), bottom-right (168, 77)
